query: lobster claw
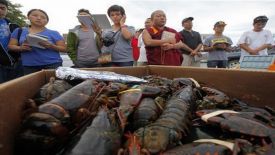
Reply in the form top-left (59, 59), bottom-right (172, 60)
top-left (119, 89), bottom-right (143, 107)
top-left (117, 89), bottom-right (143, 129)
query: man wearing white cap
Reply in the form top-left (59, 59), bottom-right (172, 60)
top-left (238, 15), bottom-right (273, 62)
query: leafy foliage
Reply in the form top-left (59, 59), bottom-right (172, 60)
top-left (6, 0), bottom-right (27, 26)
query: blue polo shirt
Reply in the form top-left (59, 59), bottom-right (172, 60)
top-left (11, 28), bottom-right (63, 66)
top-left (0, 19), bottom-right (10, 50)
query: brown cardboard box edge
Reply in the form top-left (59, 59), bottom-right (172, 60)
top-left (0, 66), bottom-right (274, 155)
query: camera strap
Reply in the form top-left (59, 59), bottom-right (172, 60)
top-left (109, 29), bottom-right (121, 53)
top-left (110, 29), bottom-right (120, 40)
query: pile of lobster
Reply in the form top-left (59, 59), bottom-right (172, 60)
top-left (15, 75), bottom-right (275, 155)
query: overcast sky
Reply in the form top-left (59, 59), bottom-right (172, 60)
top-left (10, 0), bottom-right (275, 44)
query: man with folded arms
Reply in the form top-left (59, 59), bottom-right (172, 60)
top-left (238, 16), bottom-right (273, 62)
top-left (179, 17), bottom-right (202, 67)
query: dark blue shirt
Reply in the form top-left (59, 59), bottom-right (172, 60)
top-left (179, 29), bottom-right (202, 54)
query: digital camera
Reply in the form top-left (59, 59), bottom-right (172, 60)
top-left (102, 37), bottom-right (115, 47)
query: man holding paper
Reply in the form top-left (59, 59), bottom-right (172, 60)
top-left (142, 10), bottom-right (183, 66)
top-left (67, 9), bottom-right (102, 68)
top-left (203, 21), bottom-right (233, 68)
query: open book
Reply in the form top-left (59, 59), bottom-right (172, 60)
top-left (161, 31), bottom-right (176, 40)
top-left (77, 15), bottom-right (96, 28)
top-left (26, 34), bottom-right (49, 49)
top-left (211, 38), bottom-right (230, 46)
top-left (77, 14), bottom-right (111, 30)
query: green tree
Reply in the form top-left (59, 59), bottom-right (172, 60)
top-left (6, 0), bottom-right (27, 27)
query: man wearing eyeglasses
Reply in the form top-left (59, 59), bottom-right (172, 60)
top-left (203, 21), bottom-right (233, 68)
top-left (237, 16), bottom-right (273, 62)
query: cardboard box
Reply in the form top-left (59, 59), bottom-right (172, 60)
top-left (0, 66), bottom-right (275, 155)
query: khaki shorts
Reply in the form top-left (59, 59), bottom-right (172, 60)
top-left (181, 54), bottom-right (200, 67)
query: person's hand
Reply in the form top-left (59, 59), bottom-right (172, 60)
top-left (39, 41), bottom-right (54, 49)
top-left (214, 43), bottom-right (227, 50)
top-left (20, 42), bottom-right (32, 51)
top-left (225, 46), bottom-right (232, 52)
top-left (162, 43), bottom-right (174, 51)
top-left (210, 44), bottom-right (216, 51)
top-left (249, 49), bottom-right (259, 55)
top-left (120, 15), bottom-right (126, 26)
top-left (190, 50), bottom-right (197, 56)
top-left (254, 47), bottom-right (263, 53)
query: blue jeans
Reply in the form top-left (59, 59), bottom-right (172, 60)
top-left (0, 60), bottom-right (24, 84)
top-left (207, 60), bottom-right (228, 68)
top-left (23, 62), bottom-right (62, 75)
top-left (112, 61), bottom-right (133, 67)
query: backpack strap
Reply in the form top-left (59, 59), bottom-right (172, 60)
top-left (8, 28), bottom-right (23, 62)
top-left (16, 28), bottom-right (22, 45)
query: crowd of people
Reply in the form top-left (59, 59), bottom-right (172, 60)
top-left (0, 0), bottom-right (274, 84)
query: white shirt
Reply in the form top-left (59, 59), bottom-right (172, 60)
top-left (137, 34), bottom-right (147, 62)
top-left (237, 29), bottom-right (273, 61)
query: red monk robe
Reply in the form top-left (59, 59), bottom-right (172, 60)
top-left (145, 26), bottom-right (183, 66)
